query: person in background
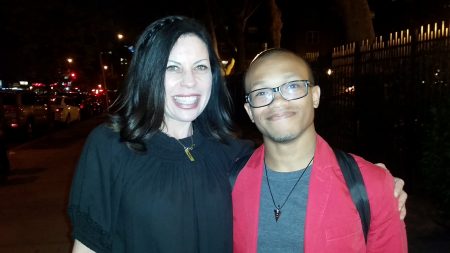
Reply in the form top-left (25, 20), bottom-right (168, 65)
top-left (0, 95), bottom-right (11, 184)
top-left (232, 48), bottom-right (407, 252)
top-left (68, 16), bottom-right (407, 253)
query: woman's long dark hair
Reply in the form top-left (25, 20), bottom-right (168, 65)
top-left (109, 16), bottom-right (233, 152)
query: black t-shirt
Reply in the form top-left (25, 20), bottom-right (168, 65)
top-left (68, 124), bottom-right (253, 252)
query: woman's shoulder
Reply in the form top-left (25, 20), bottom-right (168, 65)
top-left (209, 134), bottom-right (255, 160)
top-left (82, 123), bottom-right (126, 157)
top-left (87, 123), bottom-right (120, 143)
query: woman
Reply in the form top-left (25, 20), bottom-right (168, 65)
top-left (68, 16), bottom-right (253, 252)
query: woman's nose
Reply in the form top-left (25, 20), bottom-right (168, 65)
top-left (181, 70), bottom-right (196, 87)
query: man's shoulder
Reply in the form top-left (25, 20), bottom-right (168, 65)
top-left (352, 154), bottom-right (391, 182)
top-left (350, 154), bottom-right (395, 200)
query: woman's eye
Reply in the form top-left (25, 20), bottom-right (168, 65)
top-left (166, 65), bottom-right (180, 72)
top-left (195, 64), bottom-right (209, 71)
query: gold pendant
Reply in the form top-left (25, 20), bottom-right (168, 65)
top-left (184, 148), bottom-right (195, 162)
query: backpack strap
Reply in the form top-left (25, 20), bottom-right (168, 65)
top-left (334, 149), bottom-right (371, 243)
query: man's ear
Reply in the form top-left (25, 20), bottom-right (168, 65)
top-left (244, 103), bottom-right (255, 123)
top-left (312, 86), bottom-right (321, 108)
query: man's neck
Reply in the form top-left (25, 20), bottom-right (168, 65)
top-left (263, 131), bottom-right (317, 173)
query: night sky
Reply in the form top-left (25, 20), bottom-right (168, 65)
top-left (0, 0), bottom-right (448, 83)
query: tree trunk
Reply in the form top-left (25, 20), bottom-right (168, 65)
top-left (268, 0), bottom-right (283, 48)
top-left (334, 0), bottom-right (375, 42)
top-left (204, 0), bottom-right (220, 58)
top-left (233, 0), bottom-right (261, 73)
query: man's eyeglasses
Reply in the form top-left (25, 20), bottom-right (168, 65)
top-left (245, 80), bottom-right (311, 108)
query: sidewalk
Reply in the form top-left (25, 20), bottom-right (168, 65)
top-left (406, 194), bottom-right (450, 252)
top-left (0, 116), bottom-right (105, 253)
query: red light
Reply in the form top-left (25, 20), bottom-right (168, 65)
top-left (70, 72), bottom-right (77, 79)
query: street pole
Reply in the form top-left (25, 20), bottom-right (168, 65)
top-left (99, 52), bottom-right (110, 109)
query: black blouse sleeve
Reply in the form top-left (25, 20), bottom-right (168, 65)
top-left (67, 125), bottom-right (122, 252)
top-left (221, 136), bottom-right (255, 169)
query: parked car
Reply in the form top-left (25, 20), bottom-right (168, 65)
top-left (49, 96), bottom-right (81, 124)
top-left (0, 90), bottom-right (51, 136)
top-left (84, 96), bottom-right (107, 116)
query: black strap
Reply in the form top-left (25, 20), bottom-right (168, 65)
top-left (334, 149), bottom-right (371, 243)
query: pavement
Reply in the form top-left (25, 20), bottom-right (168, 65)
top-left (0, 116), bottom-right (105, 253)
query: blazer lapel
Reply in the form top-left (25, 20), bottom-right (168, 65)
top-left (304, 135), bottom-right (334, 252)
top-left (233, 145), bottom-right (265, 253)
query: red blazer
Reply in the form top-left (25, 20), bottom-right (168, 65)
top-left (232, 135), bottom-right (407, 253)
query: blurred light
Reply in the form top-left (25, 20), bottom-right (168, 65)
top-left (67, 58), bottom-right (73, 63)
top-left (117, 33), bottom-right (124, 40)
top-left (345, 85), bottom-right (355, 93)
top-left (103, 65), bottom-right (108, 70)
top-left (326, 69), bottom-right (333, 76)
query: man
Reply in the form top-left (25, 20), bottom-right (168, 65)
top-left (232, 48), bottom-right (407, 252)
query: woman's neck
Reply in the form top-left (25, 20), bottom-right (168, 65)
top-left (161, 122), bottom-right (193, 139)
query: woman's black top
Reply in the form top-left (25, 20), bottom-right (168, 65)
top-left (68, 124), bottom-right (253, 252)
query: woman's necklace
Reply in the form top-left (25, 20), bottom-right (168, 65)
top-left (264, 156), bottom-right (314, 222)
top-left (175, 135), bottom-right (195, 162)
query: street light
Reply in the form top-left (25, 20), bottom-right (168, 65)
top-left (99, 52), bottom-right (110, 108)
top-left (117, 33), bottom-right (124, 40)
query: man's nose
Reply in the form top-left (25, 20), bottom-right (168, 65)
top-left (269, 91), bottom-right (288, 106)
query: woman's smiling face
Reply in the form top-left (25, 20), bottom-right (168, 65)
top-left (163, 34), bottom-right (212, 129)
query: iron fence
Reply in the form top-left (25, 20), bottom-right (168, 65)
top-left (311, 21), bottom-right (450, 189)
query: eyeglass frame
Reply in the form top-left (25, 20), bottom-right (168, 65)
top-left (245, 80), bottom-right (311, 108)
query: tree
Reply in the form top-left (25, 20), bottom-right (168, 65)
top-left (268, 0), bottom-right (283, 48)
top-left (334, 0), bottom-right (375, 42)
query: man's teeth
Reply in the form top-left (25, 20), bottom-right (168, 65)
top-left (174, 96), bottom-right (198, 104)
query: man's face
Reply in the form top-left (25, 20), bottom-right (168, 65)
top-left (244, 52), bottom-right (321, 143)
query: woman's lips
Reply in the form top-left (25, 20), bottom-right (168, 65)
top-left (173, 95), bottom-right (200, 109)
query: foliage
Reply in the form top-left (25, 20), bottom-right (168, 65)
top-left (419, 96), bottom-right (450, 220)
